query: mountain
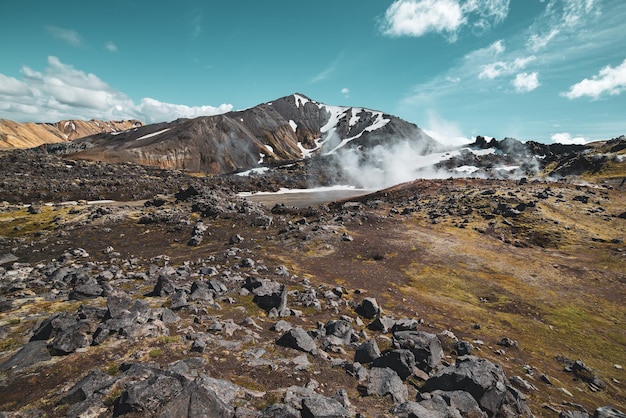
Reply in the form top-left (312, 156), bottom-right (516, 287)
top-left (0, 119), bottom-right (143, 150)
top-left (37, 94), bottom-right (440, 174)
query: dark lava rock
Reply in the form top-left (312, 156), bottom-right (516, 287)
top-left (368, 316), bottom-right (396, 333)
top-left (422, 355), bottom-right (532, 417)
top-left (323, 319), bottom-right (355, 347)
top-left (301, 395), bottom-right (350, 418)
top-left (593, 406), bottom-right (626, 418)
top-left (453, 340), bottom-right (474, 356)
top-left (259, 403), bottom-right (301, 418)
top-left (0, 340), bottom-right (51, 372)
top-left (156, 378), bottom-right (234, 418)
top-left (393, 330), bottom-right (443, 372)
top-left (59, 370), bottom-right (117, 405)
top-left (364, 367), bottom-right (408, 404)
top-left (355, 297), bottom-right (381, 319)
top-left (276, 327), bottom-right (318, 354)
top-left (354, 339), bottom-right (381, 364)
top-left (115, 372), bottom-right (185, 414)
top-left (372, 349), bottom-right (416, 380)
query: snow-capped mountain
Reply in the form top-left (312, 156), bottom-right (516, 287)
top-left (38, 94), bottom-right (439, 174)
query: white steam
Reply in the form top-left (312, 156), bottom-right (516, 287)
top-left (332, 139), bottom-right (458, 190)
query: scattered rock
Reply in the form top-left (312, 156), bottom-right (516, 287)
top-left (355, 297), bottom-right (381, 319)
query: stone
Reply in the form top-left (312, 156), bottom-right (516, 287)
top-left (69, 282), bottom-right (104, 300)
top-left (368, 316), bottom-right (396, 333)
top-left (594, 406), bottom-right (626, 418)
top-left (256, 283), bottom-right (288, 312)
top-left (0, 340), bottom-right (51, 372)
top-left (372, 349), bottom-right (416, 380)
top-left (59, 370), bottom-right (116, 404)
top-left (115, 372), bottom-right (185, 414)
top-left (157, 378), bottom-right (234, 418)
top-left (323, 319), bottom-right (354, 347)
top-left (393, 331), bottom-right (443, 372)
top-left (354, 339), bottom-right (381, 364)
top-left (30, 312), bottom-right (77, 341)
top-left (355, 297), bottom-right (381, 319)
top-left (301, 395), bottom-right (350, 418)
top-left (170, 289), bottom-right (189, 310)
top-left (422, 355), bottom-right (532, 417)
top-left (151, 274), bottom-right (176, 296)
top-left (365, 367), bottom-right (408, 404)
top-left (0, 253), bottom-right (18, 266)
top-left (271, 320), bottom-right (293, 333)
top-left (560, 411), bottom-right (590, 418)
top-left (276, 327), bottom-right (318, 355)
top-left (259, 404), bottom-right (300, 418)
top-left (51, 320), bottom-right (96, 355)
top-left (453, 340), bottom-right (473, 356)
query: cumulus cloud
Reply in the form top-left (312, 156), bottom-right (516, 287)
top-left (341, 88), bottom-right (350, 98)
top-left (44, 25), bottom-right (83, 46)
top-left (105, 41), bottom-right (118, 52)
top-left (0, 56), bottom-right (232, 123)
top-left (550, 132), bottom-right (587, 144)
top-left (379, 0), bottom-right (509, 41)
top-left (562, 58), bottom-right (626, 100)
top-left (513, 72), bottom-right (540, 93)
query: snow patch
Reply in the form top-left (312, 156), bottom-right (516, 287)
top-left (135, 128), bottom-right (171, 141)
top-left (236, 167), bottom-right (270, 176)
top-left (265, 144), bottom-right (274, 153)
top-left (258, 153), bottom-right (265, 164)
top-left (294, 94), bottom-right (310, 108)
top-left (454, 165), bottom-right (480, 174)
top-left (238, 185), bottom-right (368, 197)
top-left (289, 120), bottom-right (297, 132)
top-left (349, 108), bottom-right (361, 127)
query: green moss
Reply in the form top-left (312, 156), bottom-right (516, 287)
top-left (148, 348), bottom-right (163, 358)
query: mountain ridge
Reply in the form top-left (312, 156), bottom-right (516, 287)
top-left (0, 119), bottom-right (143, 150)
top-left (35, 93), bottom-right (440, 174)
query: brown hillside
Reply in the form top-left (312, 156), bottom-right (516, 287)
top-left (0, 119), bottom-right (143, 150)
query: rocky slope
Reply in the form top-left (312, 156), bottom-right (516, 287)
top-left (36, 94), bottom-right (440, 174)
top-left (0, 150), bottom-right (625, 417)
top-left (0, 119), bottom-right (143, 150)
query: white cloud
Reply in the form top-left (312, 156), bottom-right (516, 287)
top-left (525, 0), bottom-right (600, 53)
top-left (478, 55), bottom-right (535, 79)
top-left (105, 41), bottom-right (118, 52)
top-left (513, 72), bottom-right (540, 93)
top-left (526, 28), bottom-right (559, 52)
top-left (380, 0), bottom-right (509, 41)
top-left (550, 132), bottom-right (587, 144)
top-left (138, 98), bottom-right (232, 123)
top-left (380, 0), bottom-right (465, 39)
top-left (341, 88), bottom-right (350, 98)
top-left (0, 56), bottom-right (232, 124)
top-left (0, 74), bottom-right (30, 96)
top-left (562, 58), bottom-right (626, 100)
top-left (44, 25), bottom-right (82, 46)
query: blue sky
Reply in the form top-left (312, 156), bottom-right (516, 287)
top-left (1, 0), bottom-right (625, 144)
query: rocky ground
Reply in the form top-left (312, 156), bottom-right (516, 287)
top-left (0, 150), bottom-right (625, 417)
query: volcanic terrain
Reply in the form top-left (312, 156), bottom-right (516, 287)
top-left (0, 95), bottom-right (625, 418)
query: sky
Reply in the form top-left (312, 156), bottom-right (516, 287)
top-left (1, 0), bottom-right (625, 145)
